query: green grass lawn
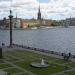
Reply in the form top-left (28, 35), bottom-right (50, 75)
top-left (0, 63), bottom-right (12, 69)
top-left (15, 60), bottom-right (64, 75)
top-left (4, 55), bottom-right (19, 62)
top-left (4, 67), bottom-right (23, 74)
top-left (0, 50), bottom-right (74, 75)
top-left (66, 62), bottom-right (75, 68)
top-left (55, 59), bottom-right (68, 64)
top-left (67, 70), bottom-right (75, 75)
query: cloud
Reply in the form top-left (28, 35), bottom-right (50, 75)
top-left (0, 0), bottom-right (12, 2)
top-left (0, 0), bottom-right (75, 20)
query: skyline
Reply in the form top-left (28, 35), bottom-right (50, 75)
top-left (0, 0), bottom-right (75, 20)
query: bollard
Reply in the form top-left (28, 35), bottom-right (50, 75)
top-left (0, 48), bottom-right (2, 59)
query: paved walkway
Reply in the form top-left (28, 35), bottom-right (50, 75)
top-left (0, 70), bottom-right (6, 75)
top-left (2, 46), bottom-right (64, 59)
top-left (3, 45), bottom-right (75, 62)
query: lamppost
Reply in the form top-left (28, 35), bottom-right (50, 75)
top-left (9, 10), bottom-right (13, 47)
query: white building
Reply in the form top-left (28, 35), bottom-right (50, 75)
top-left (13, 18), bottom-right (21, 28)
top-left (15, 19), bottom-right (21, 28)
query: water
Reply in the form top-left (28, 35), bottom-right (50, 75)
top-left (0, 26), bottom-right (75, 54)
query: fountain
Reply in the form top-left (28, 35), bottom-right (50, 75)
top-left (41, 59), bottom-right (45, 65)
top-left (31, 59), bottom-right (49, 68)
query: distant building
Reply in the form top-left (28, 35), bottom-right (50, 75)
top-left (0, 6), bottom-right (63, 29)
top-left (64, 19), bottom-right (70, 28)
top-left (43, 20), bottom-right (49, 26)
top-left (0, 17), bottom-right (21, 29)
top-left (70, 18), bottom-right (75, 26)
top-left (14, 14), bottom-right (21, 28)
top-left (0, 20), bottom-right (4, 28)
top-left (43, 20), bottom-right (52, 26)
top-left (21, 20), bottom-right (28, 28)
top-left (37, 6), bottom-right (41, 20)
top-left (14, 18), bottom-right (21, 28)
top-left (21, 19), bottom-right (39, 28)
top-left (61, 18), bottom-right (75, 27)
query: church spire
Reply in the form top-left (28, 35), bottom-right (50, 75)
top-left (39, 5), bottom-right (41, 13)
top-left (37, 5), bottom-right (41, 20)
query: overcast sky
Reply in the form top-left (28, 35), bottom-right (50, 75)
top-left (0, 0), bottom-right (75, 20)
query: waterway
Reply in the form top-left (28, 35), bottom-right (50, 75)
top-left (0, 26), bottom-right (75, 54)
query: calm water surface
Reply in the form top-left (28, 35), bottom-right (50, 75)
top-left (0, 27), bottom-right (75, 54)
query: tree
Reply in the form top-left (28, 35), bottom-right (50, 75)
top-left (51, 20), bottom-right (61, 26)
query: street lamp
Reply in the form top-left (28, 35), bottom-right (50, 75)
top-left (9, 10), bottom-right (13, 47)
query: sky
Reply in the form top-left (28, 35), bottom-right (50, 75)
top-left (0, 0), bottom-right (75, 20)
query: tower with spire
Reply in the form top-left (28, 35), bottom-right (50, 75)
top-left (37, 6), bottom-right (41, 20)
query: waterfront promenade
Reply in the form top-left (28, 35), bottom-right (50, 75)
top-left (2, 44), bottom-right (75, 62)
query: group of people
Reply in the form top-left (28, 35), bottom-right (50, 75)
top-left (63, 52), bottom-right (71, 61)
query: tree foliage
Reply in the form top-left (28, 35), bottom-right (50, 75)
top-left (51, 20), bottom-right (62, 26)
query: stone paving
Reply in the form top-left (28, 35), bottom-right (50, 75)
top-left (0, 70), bottom-right (6, 75)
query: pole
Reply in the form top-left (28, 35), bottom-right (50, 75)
top-left (9, 10), bottom-right (13, 47)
